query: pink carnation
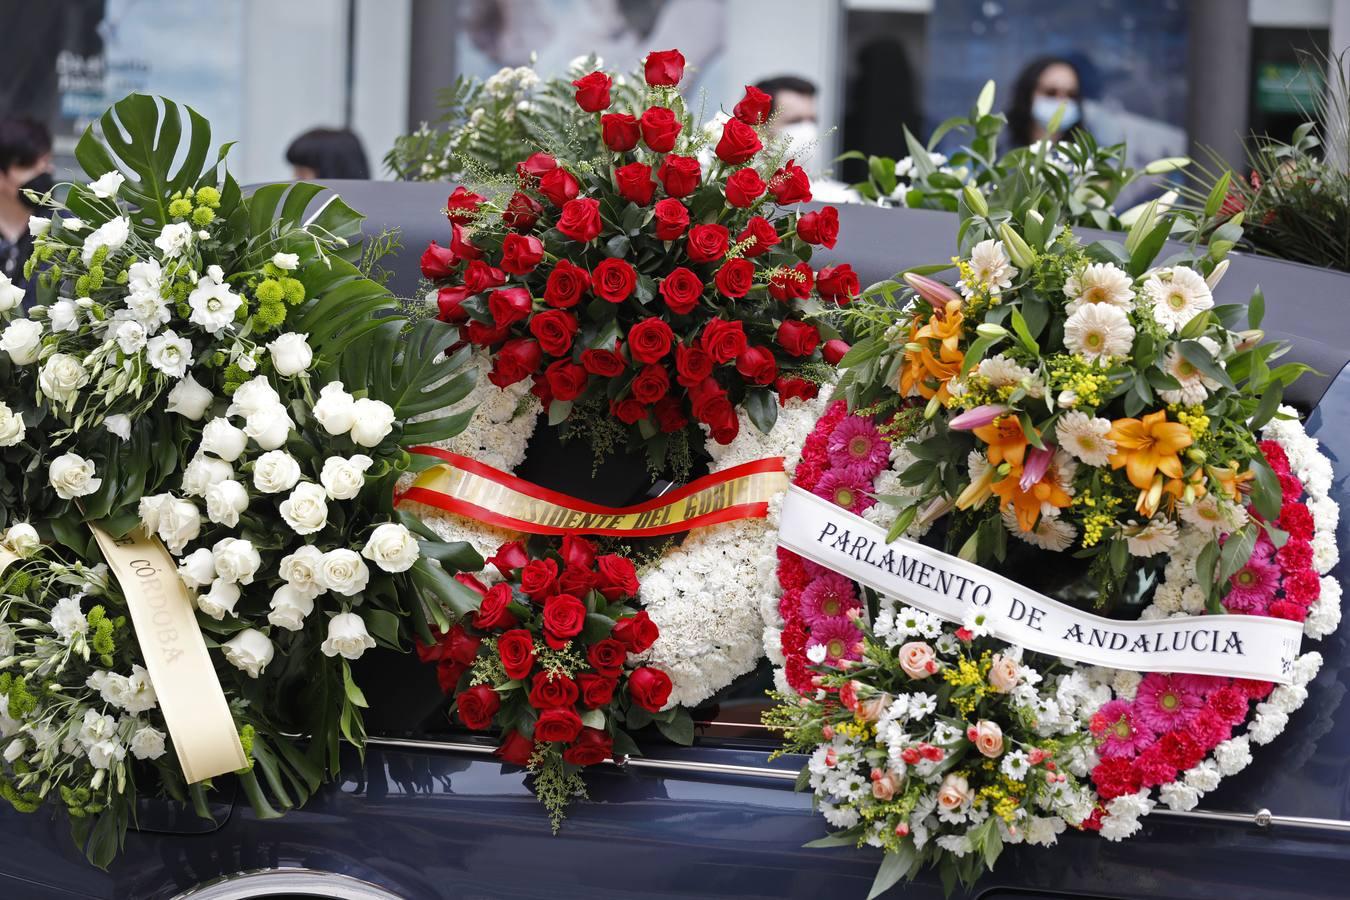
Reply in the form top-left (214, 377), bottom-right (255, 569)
top-left (1283, 569), bottom-right (1321, 607)
top-left (1187, 706), bottom-right (1234, 748)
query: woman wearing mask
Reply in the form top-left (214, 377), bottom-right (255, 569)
top-left (0, 117), bottom-right (53, 311)
top-left (1006, 56), bottom-right (1087, 148)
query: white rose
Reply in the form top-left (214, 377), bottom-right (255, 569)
top-left (243, 404), bottom-right (293, 451)
top-left (0, 319), bottom-right (43, 364)
top-left (267, 583), bottom-right (315, 631)
top-left (252, 449), bottom-right (302, 493)
top-left (27, 216), bottom-right (49, 238)
top-left (0, 402), bottom-right (25, 447)
top-left (201, 417), bottom-right (248, 462)
top-left (103, 413), bottom-right (132, 441)
top-left (211, 537), bottom-right (261, 585)
top-left (87, 739), bottom-right (126, 770)
top-left (349, 398), bottom-right (396, 448)
top-left (187, 277), bottom-right (243, 335)
top-left (226, 376), bottom-right (280, 418)
top-left (320, 612), bottom-right (377, 660)
top-left (311, 382), bottom-right (356, 435)
top-left (181, 453), bottom-right (233, 497)
top-left (177, 547), bottom-right (216, 589)
top-left (205, 479), bottom-right (249, 527)
top-left (38, 353), bottom-right (90, 404)
top-left (221, 628), bottom-right (274, 678)
top-left (0, 273), bottom-right (22, 313)
top-left (271, 252), bottom-right (299, 270)
top-left (267, 332), bottom-right (312, 376)
top-left (156, 497), bottom-right (202, 554)
top-left (146, 330), bottom-right (194, 379)
top-left (361, 523), bottom-right (420, 573)
top-left (166, 373), bottom-right (215, 420)
top-left (319, 454), bottom-right (373, 500)
top-left (48, 298), bottom-right (79, 332)
top-left (48, 452), bottom-right (102, 500)
top-left (279, 482), bottom-right (329, 535)
top-left (138, 492), bottom-right (169, 534)
top-left (2, 524), bottom-right (39, 557)
top-left (80, 216), bottom-right (130, 264)
top-left (196, 578), bottom-right (241, 620)
top-left (278, 545), bottom-right (325, 598)
top-left (316, 548), bottom-right (369, 596)
top-left (88, 171), bottom-right (125, 199)
top-left (154, 221), bottom-right (193, 259)
top-left (129, 725), bottom-right (167, 760)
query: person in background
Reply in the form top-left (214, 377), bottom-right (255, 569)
top-left (0, 116), bottom-right (54, 310)
top-left (1006, 56), bottom-right (1087, 148)
top-left (285, 128), bottom-right (371, 180)
top-left (755, 75), bottom-right (819, 149)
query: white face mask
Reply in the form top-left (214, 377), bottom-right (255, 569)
top-left (780, 121), bottom-right (820, 153)
top-left (1031, 95), bottom-right (1080, 132)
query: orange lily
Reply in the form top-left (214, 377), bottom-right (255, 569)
top-left (1209, 461), bottom-right (1255, 502)
top-left (990, 464), bottom-right (1073, 532)
top-left (972, 416), bottom-right (1030, 469)
top-left (899, 300), bottom-right (965, 403)
top-left (1107, 410), bottom-right (1194, 492)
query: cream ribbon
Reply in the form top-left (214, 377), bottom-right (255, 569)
top-left (0, 547), bottom-right (17, 576)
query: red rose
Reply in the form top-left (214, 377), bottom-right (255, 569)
top-left (644, 49), bottom-right (686, 86)
top-left (733, 85), bottom-right (772, 125)
top-left (769, 262), bottom-right (814, 301)
top-left (464, 320), bottom-right (509, 347)
top-left (816, 263), bottom-right (860, 305)
top-left (531, 374), bottom-right (553, 406)
top-left (631, 364), bottom-right (670, 404)
top-left (592, 257), bottom-right (637, 303)
top-left (544, 259), bottom-right (590, 308)
top-left (450, 222), bottom-right (484, 261)
top-left (735, 346), bottom-right (778, 385)
top-left (686, 223), bottom-right (729, 264)
top-left (446, 186), bottom-right (486, 225)
top-left (587, 638), bottom-right (627, 677)
top-left (615, 162), bottom-right (657, 206)
top-left (488, 540), bottom-right (528, 575)
top-left (601, 113), bottom-right (641, 151)
top-left (529, 672), bottom-right (580, 709)
top-left (503, 191), bottom-right (543, 231)
top-left (500, 233), bottom-right (544, 275)
top-left (572, 70), bottom-right (612, 112)
top-left (463, 259), bottom-right (506, 294)
top-left (436, 285), bottom-right (469, 323)
top-left (557, 197), bottom-right (604, 242)
top-left (437, 660), bottom-right (467, 693)
top-left (542, 593), bottom-right (587, 648)
top-left (653, 396), bottom-right (688, 432)
top-left (562, 727), bottom-right (614, 766)
top-left (675, 344), bottom-right (714, 387)
top-left (716, 118), bottom-right (763, 165)
top-left (775, 375), bottom-right (820, 406)
top-left (796, 206), bottom-right (839, 248)
top-left (454, 572), bottom-right (489, 597)
top-left (822, 339), bottom-right (850, 365)
top-left (520, 558), bottom-right (559, 599)
top-left (700, 317), bottom-right (747, 363)
top-left (611, 398), bottom-right (648, 424)
top-left (714, 258), bottom-right (755, 299)
top-left (658, 266), bottom-right (704, 315)
top-left (628, 317), bottom-right (674, 363)
top-left (472, 583), bottom-right (519, 630)
top-left (535, 707), bottom-right (584, 743)
top-left (697, 389), bottom-right (739, 443)
top-left (725, 168), bottom-right (767, 208)
top-left (444, 624), bottom-right (482, 666)
top-left (498, 628), bottom-right (536, 680)
top-left (577, 674), bottom-right (618, 709)
top-left (455, 684), bottom-right (501, 730)
top-left (545, 359), bottom-right (589, 401)
top-left (538, 167), bottom-right (580, 207)
top-left (769, 160), bottom-right (812, 204)
top-left (657, 155), bottom-right (701, 198)
top-left (777, 319), bottom-right (821, 357)
top-left (628, 666), bottom-right (674, 712)
top-left (420, 241), bottom-right (457, 279)
top-left (488, 286), bottom-right (532, 326)
top-left (611, 609), bottom-right (658, 652)
top-left (529, 309), bottom-right (579, 356)
top-left (495, 730), bottom-right (534, 765)
top-left (596, 554), bottom-right (640, 600)
top-left (561, 534), bottom-right (596, 570)
top-left (640, 106), bottom-right (682, 153)
top-left (488, 338), bottom-right (542, 387)
top-left (582, 344), bottom-right (627, 377)
top-left (652, 198), bottom-right (690, 240)
top-left (517, 152), bottom-right (557, 180)
top-left (559, 564), bottom-right (598, 596)
top-left (737, 216), bottom-right (779, 257)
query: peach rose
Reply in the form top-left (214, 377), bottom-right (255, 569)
top-left (988, 653), bottom-right (1019, 693)
top-left (972, 719), bottom-right (1004, 758)
top-left (936, 773), bottom-right (972, 812)
top-left (870, 767), bottom-right (903, 801)
top-left (858, 693), bottom-right (891, 723)
top-left (898, 641), bottom-right (937, 679)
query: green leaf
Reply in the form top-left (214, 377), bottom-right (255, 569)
top-left (655, 709), bottom-right (695, 745)
top-left (803, 827), bottom-right (863, 849)
top-left (361, 608), bottom-right (403, 648)
top-left (1178, 340), bottom-right (1236, 390)
top-left (745, 389), bottom-right (778, 434)
top-left (868, 844), bottom-right (917, 899)
top-left (342, 660), bottom-right (369, 708)
top-left (1247, 285), bottom-right (1265, 330)
top-left (1248, 457), bottom-right (1283, 520)
top-left (548, 399), bottom-right (573, 426)
top-left (1009, 307), bottom-right (1039, 355)
top-left (1205, 170), bottom-right (1233, 219)
top-left (1218, 523), bottom-right (1259, 585)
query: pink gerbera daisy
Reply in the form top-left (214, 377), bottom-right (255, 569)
top-left (806, 616), bottom-right (864, 666)
top-left (813, 469), bottom-right (876, 515)
top-left (826, 416), bottom-right (890, 479)
top-left (1090, 699), bottom-right (1157, 759)
top-left (1133, 673), bottom-right (1205, 732)
top-left (1224, 555), bottom-right (1280, 613)
top-left (799, 573), bottom-right (861, 627)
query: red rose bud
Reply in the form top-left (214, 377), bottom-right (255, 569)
top-left (559, 564), bottom-right (598, 595)
top-left (528, 671), bottom-right (580, 709)
top-left (652, 198), bottom-right (690, 240)
top-left (822, 338), bottom-right (850, 365)
top-left (488, 338), bottom-right (543, 387)
top-left (592, 257), bottom-right (637, 303)
top-left (817, 263), bottom-right (860, 305)
top-left (454, 572), bottom-right (489, 596)
top-left (497, 628), bottom-right (536, 680)
top-left (628, 316), bottom-right (675, 363)
top-left (488, 286), bottom-right (532, 326)
top-left (796, 206), bottom-right (840, 248)
top-left (500, 233), bottom-right (544, 275)
top-left (658, 266), bottom-right (704, 315)
top-left (462, 258), bottom-right (505, 294)
top-left (640, 106), bottom-right (682, 152)
top-left (699, 317), bottom-right (747, 363)
top-left (774, 376), bottom-right (819, 406)
top-left (472, 583), bottom-right (518, 630)
top-left (611, 397), bottom-right (648, 424)
top-left (657, 154), bottom-right (701, 198)
top-left (769, 159), bottom-right (812, 204)
top-left (519, 558), bottom-right (559, 599)
top-left (516, 151), bottom-right (557, 180)
top-left (420, 241), bottom-right (458, 279)
top-left (631, 364), bottom-right (670, 404)
top-left (686, 223), bottom-right (729, 263)
top-left (601, 112), bottom-right (641, 152)
top-left (503, 191), bottom-right (543, 231)
top-left (435, 285), bottom-right (469, 323)
top-left (725, 167), bottom-right (767, 208)
top-left (587, 638), bottom-right (627, 677)
top-left (529, 309), bottom-right (579, 357)
top-left (653, 396), bottom-right (688, 433)
top-left (449, 222), bottom-right (484, 261)
top-left (733, 85), bottom-right (773, 125)
top-left (445, 186), bottom-right (486, 225)
top-left (534, 707), bottom-right (583, 743)
top-left (561, 534), bottom-right (597, 570)
top-left (563, 727), bottom-right (615, 766)
top-left (557, 197), bottom-right (604, 243)
top-left (542, 592), bottom-right (587, 649)
top-left (644, 48), bottom-right (686, 86)
top-left (577, 674), bottom-right (618, 709)
top-left (495, 730), bottom-right (535, 765)
top-left (615, 161), bottom-right (657, 206)
top-left (538, 167), bottom-right (581, 207)
top-left (628, 666), bottom-right (674, 712)
top-left (611, 608), bottom-right (657, 651)
top-left (581, 343), bottom-right (627, 377)
top-left (714, 258), bottom-right (755, 299)
top-left (735, 345), bottom-right (778, 385)
top-left (544, 359), bottom-right (588, 401)
top-left (737, 216), bottom-right (779, 257)
top-left (716, 118), bottom-right (763, 165)
top-left (487, 540), bottom-right (529, 575)
top-left (572, 70), bottom-right (612, 112)
top-left (777, 319), bottom-right (821, 357)
top-left (455, 684), bottom-right (500, 730)
top-left (675, 343), bottom-right (713, 387)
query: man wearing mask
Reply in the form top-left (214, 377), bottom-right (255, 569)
top-left (0, 117), bottom-right (54, 311)
top-left (755, 75), bottom-right (820, 151)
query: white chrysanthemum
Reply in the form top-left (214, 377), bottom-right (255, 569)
top-left (1055, 410), bottom-right (1115, 467)
top-left (1003, 508), bottom-right (1076, 551)
top-left (1143, 266), bottom-right (1213, 332)
top-left (960, 239), bottom-right (1017, 297)
top-left (1064, 263), bottom-right (1135, 315)
top-left (1124, 519), bottom-right (1178, 557)
top-left (1159, 338), bottom-right (1222, 405)
top-left (1063, 302), bottom-right (1134, 364)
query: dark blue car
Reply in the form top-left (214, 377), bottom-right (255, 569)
top-left (4, 188), bottom-right (1350, 900)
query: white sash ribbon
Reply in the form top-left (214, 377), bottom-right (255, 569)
top-left (778, 487), bottom-right (1303, 683)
